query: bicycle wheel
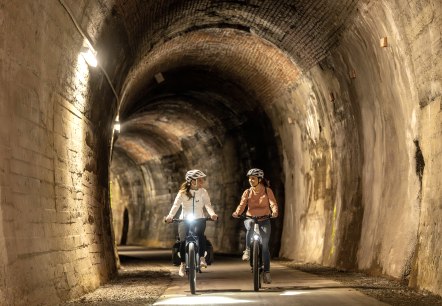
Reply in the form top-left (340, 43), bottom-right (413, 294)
top-left (252, 240), bottom-right (260, 291)
top-left (188, 242), bottom-right (197, 294)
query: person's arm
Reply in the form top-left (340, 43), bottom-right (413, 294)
top-left (233, 189), bottom-right (249, 217)
top-left (267, 188), bottom-right (278, 217)
top-left (202, 189), bottom-right (217, 220)
top-left (166, 192), bottom-right (182, 221)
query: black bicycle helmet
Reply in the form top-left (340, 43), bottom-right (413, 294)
top-left (185, 169), bottom-right (207, 182)
top-left (246, 168), bottom-right (264, 178)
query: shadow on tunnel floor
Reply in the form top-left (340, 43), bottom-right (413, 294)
top-left (117, 245), bottom-right (240, 264)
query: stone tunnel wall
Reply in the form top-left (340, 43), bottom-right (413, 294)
top-left (0, 2), bottom-right (121, 305)
top-left (395, 0), bottom-right (442, 294)
top-left (278, 0), bottom-right (441, 295)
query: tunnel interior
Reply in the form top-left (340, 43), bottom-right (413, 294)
top-left (111, 55), bottom-right (286, 255)
top-left (1, 0), bottom-right (441, 304)
top-left (107, 0), bottom-right (354, 261)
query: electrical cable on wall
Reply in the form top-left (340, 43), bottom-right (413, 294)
top-left (59, 0), bottom-right (121, 159)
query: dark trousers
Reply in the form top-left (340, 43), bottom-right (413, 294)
top-left (178, 219), bottom-right (207, 262)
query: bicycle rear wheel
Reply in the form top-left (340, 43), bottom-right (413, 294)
top-left (252, 240), bottom-right (260, 291)
top-left (188, 242), bottom-right (196, 294)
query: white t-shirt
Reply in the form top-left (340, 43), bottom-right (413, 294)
top-left (167, 188), bottom-right (216, 219)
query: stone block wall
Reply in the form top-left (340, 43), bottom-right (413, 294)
top-left (0, 2), bottom-right (120, 304)
top-left (278, 0), bottom-right (442, 296)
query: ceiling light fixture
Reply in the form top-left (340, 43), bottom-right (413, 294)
top-left (114, 115), bottom-right (121, 132)
top-left (59, 0), bottom-right (122, 160)
top-left (81, 46), bottom-right (98, 67)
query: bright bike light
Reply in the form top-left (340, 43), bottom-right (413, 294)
top-left (253, 234), bottom-right (259, 240)
top-left (186, 214), bottom-right (195, 221)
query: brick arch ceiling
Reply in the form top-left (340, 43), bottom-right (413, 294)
top-left (114, 0), bottom-right (359, 69)
top-left (113, 0), bottom-right (359, 162)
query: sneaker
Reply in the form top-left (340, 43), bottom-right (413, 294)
top-left (263, 272), bottom-right (272, 284)
top-left (178, 263), bottom-right (185, 277)
top-left (200, 256), bottom-right (208, 268)
top-left (242, 248), bottom-right (250, 261)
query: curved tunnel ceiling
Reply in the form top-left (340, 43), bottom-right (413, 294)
top-left (111, 0), bottom-right (359, 166)
top-left (116, 29), bottom-right (302, 162)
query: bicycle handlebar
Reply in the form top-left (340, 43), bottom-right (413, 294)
top-left (233, 214), bottom-right (274, 221)
top-left (164, 217), bottom-right (215, 223)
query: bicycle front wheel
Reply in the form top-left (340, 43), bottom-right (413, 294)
top-left (252, 240), bottom-right (260, 291)
top-left (188, 242), bottom-right (197, 294)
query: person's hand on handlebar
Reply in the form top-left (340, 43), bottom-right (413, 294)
top-left (164, 215), bottom-right (173, 223)
top-left (210, 214), bottom-right (218, 221)
top-left (232, 212), bottom-right (239, 218)
top-left (271, 211), bottom-right (278, 218)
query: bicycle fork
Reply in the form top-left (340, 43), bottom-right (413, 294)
top-left (251, 223), bottom-right (262, 266)
top-left (250, 222), bottom-right (263, 291)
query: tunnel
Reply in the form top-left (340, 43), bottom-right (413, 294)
top-left (0, 0), bottom-right (441, 304)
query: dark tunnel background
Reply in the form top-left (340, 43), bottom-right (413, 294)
top-left (112, 64), bottom-right (285, 256)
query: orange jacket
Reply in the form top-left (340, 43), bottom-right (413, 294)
top-left (235, 186), bottom-right (278, 217)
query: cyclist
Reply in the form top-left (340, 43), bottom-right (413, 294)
top-left (232, 168), bottom-right (278, 284)
top-left (165, 169), bottom-right (218, 277)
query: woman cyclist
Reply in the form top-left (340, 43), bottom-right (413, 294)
top-left (232, 168), bottom-right (278, 284)
top-left (165, 169), bottom-right (218, 277)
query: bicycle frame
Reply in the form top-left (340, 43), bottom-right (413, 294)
top-left (250, 218), bottom-right (263, 291)
top-left (171, 216), bottom-right (212, 294)
top-left (242, 215), bottom-right (271, 291)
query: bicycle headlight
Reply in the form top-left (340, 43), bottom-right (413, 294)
top-left (186, 214), bottom-right (195, 221)
top-left (253, 234), bottom-right (260, 240)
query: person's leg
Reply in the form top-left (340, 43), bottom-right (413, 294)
top-left (192, 219), bottom-right (208, 267)
top-left (194, 219), bottom-right (207, 258)
top-left (242, 219), bottom-right (253, 260)
top-left (244, 219), bottom-right (253, 249)
top-left (260, 220), bottom-right (271, 272)
top-left (178, 222), bottom-right (188, 262)
top-left (177, 222), bottom-right (188, 276)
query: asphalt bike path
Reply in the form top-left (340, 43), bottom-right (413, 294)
top-left (152, 252), bottom-right (389, 306)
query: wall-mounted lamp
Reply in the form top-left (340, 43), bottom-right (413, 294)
top-left (81, 46), bottom-right (98, 67)
top-left (114, 115), bottom-right (121, 132)
top-left (329, 92), bottom-right (335, 102)
top-left (380, 37), bottom-right (388, 48)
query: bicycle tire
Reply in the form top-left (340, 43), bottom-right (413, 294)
top-left (188, 242), bottom-right (196, 294)
top-left (253, 240), bottom-right (260, 291)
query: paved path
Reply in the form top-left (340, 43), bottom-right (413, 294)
top-left (119, 246), bottom-right (389, 306)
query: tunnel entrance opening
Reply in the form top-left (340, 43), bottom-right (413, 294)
top-left (120, 208), bottom-right (129, 245)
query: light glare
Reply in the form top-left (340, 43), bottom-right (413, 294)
top-left (155, 296), bottom-right (253, 305)
top-left (81, 49), bottom-right (97, 67)
top-left (280, 290), bottom-right (309, 296)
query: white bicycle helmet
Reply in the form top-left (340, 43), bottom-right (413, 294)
top-left (185, 169), bottom-right (207, 182)
top-left (246, 168), bottom-right (264, 178)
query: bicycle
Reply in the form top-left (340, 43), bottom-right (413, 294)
top-left (235, 214), bottom-right (272, 291)
top-left (167, 216), bottom-right (213, 294)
